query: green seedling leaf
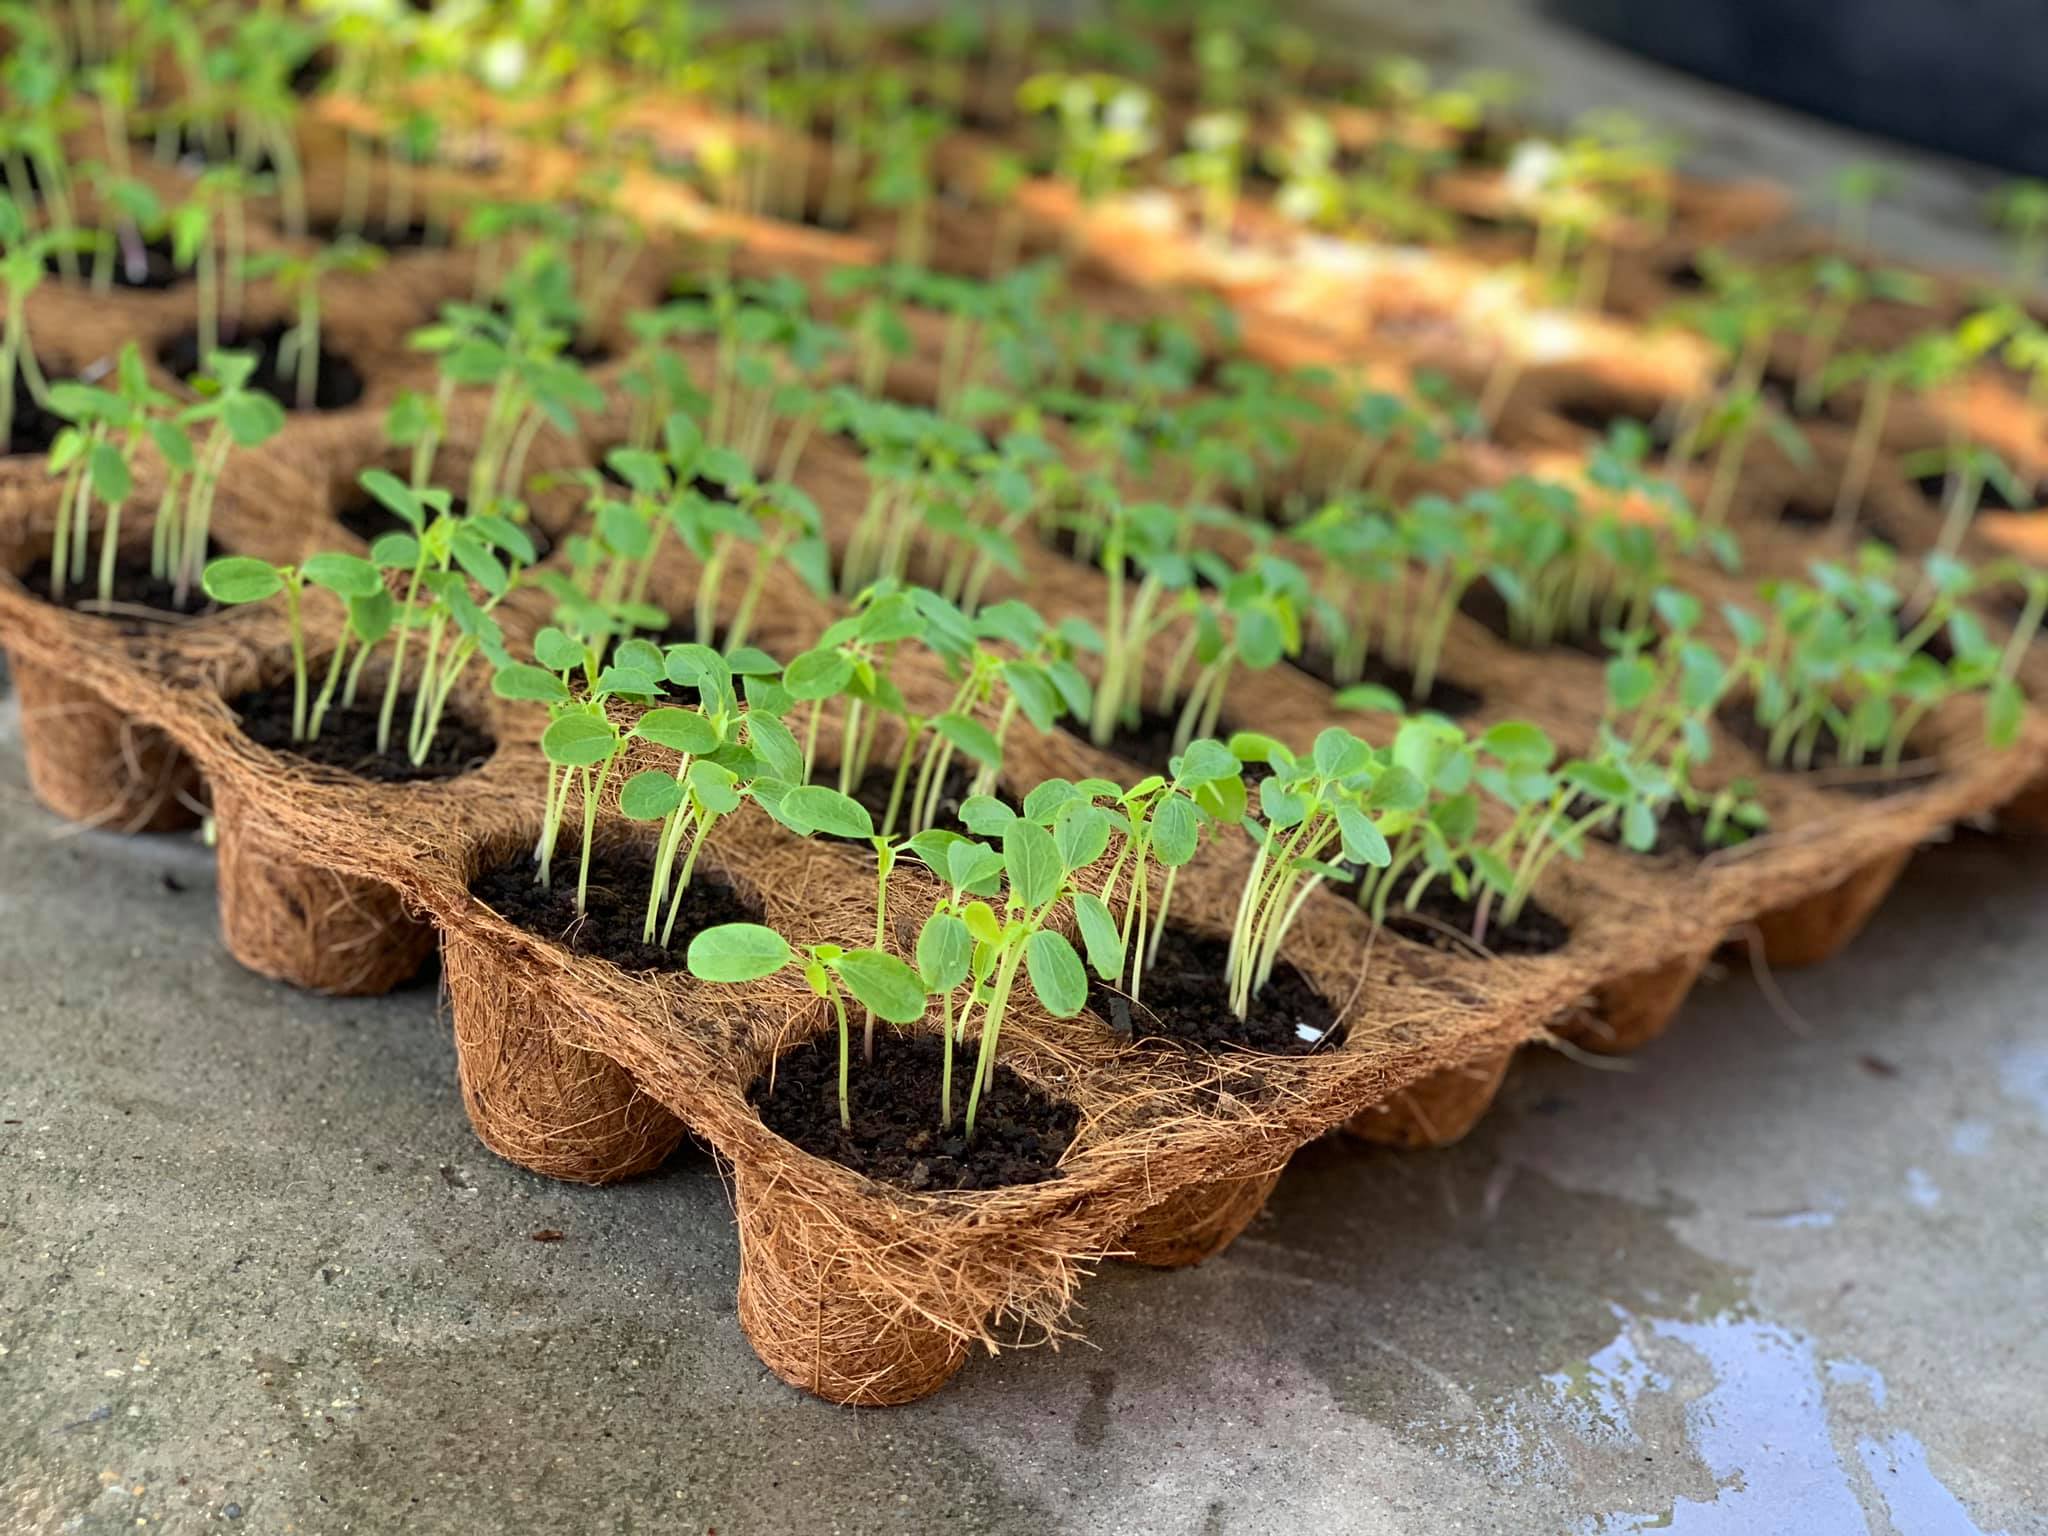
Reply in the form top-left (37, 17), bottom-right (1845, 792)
top-left (1072, 891), bottom-right (1125, 979)
top-left (200, 557), bottom-right (283, 605)
top-left (1024, 928), bottom-right (1088, 1018)
top-left (1054, 802), bottom-right (1111, 871)
top-left (541, 712), bottom-right (618, 767)
top-left (687, 922), bottom-right (792, 982)
top-left (620, 769), bottom-right (685, 820)
top-left (832, 949), bottom-right (928, 1023)
top-left (782, 785), bottom-right (875, 840)
top-left (1003, 819), bottom-right (1062, 909)
top-left (636, 706), bottom-right (720, 754)
top-left (494, 663), bottom-right (569, 702)
top-left (534, 627), bottom-right (584, 672)
top-left (300, 551), bottom-right (383, 598)
top-left (688, 758), bottom-right (743, 814)
top-left (916, 912), bottom-right (973, 991)
top-left (933, 711), bottom-right (1003, 769)
top-left (1150, 793), bottom-right (1201, 865)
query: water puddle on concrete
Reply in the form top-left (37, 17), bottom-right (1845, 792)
top-left (1567, 1304), bottom-right (2007, 1534)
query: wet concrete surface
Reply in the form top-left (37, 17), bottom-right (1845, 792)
top-left (4, 682), bottom-right (2047, 1536)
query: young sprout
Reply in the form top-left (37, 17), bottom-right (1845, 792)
top-left (1792, 255), bottom-right (1932, 415)
top-left (354, 470), bottom-right (535, 765)
top-left (1602, 588), bottom-right (1764, 849)
top-left (1825, 332), bottom-right (1966, 530)
top-left (927, 800), bottom-right (1097, 1137)
top-left (1823, 163), bottom-right (1895, 254)
top-left (1087, 741), bottom-right (1243, 1006)
top-left (1, 198), bottom-right (76, 452)
top-left (1015, 71), bottom-right (1157, 220)
top-left (170, 166), bottom-right (266, 361)
top-left (1723, 553), bottom-right (2011, 777)
top-left (412, 293), bottom-right (604, 518)
top-left (202, 551), bottom-right (385, 742)
top-left (251, 239), bottom-right (384, 409)
top-left (1168, 110), bottom-right (1248, 245)
top-left (1266, 112), bottom-right (1348, 232)
top-left (1225, 728), bottom-right (1399, 1018)
top-left (42, 343), bottom-right (176, 607)
top-left (159, 350), bottom-right (289, 605)
top-left (1903, 440), bottom-right (2030, 561)
top-left (688, 922), bottom-right (929, 1131)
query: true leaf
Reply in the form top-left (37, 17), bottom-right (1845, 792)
top-left (1002, 819), bottom-right (1062, 909)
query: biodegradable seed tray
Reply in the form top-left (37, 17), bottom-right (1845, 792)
top-left (6, 18), bottom-right (2048, 1406)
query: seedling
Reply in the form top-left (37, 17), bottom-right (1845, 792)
top-left (244, 238), bottom-right (385, 410)
top-left (201, 551), bottom-right (385, 742)
top-left (688, 923), bottom-right (929, 1129)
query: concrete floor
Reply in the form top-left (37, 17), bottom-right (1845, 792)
top-left (8, 7), bottom-right (2048, 1532)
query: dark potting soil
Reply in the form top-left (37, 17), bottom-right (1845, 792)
top-left (1459, 580), bottom-right (1615, 661)
top-left (305, 215), bottom-right (441, 251)
top-left (1381, 882), bottom-right (1571, 958)
top-left (158, 322), bottom-right (365, 412)
top-left (43, 235), bottom-right (185, 291)
top-left (1911, 467), bottom-right (2048, 516)
top-left (1776, 496), bottom-right (1898, 548)
top-left (1058, 706), bottom-right (1235, 780)
top-left (1043, 522), bottom-right (1140, 583)
top-left (1087, 925), bottom-right (1342, 1055)
top-left (750, 1032), bottom-right (1077, 1192)
top-left (137, 125), bottom-right (279, 177)
top-left (846, 758), bottom-right (1016, 840)
top-left (1717, 704), bottom-right (1928, 799)
top-left (1574, 793), bottom-right (1732, 860)
top-left (3, 367), bottom-right (70, 457)
top-left (330, 484), bottom-right (552, 559)
top-left (469, 844), bottom-right (757, 975)
top-left (233, 681), bottom-right (495, 784)
top-left (1553, 397), bottom-right (1676, 451)
top-left (20, 555), bottom-right (218, 630)
top-left (1290, 648), bottom-right (1484, 718)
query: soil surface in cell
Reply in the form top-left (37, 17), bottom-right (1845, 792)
top-left (43, 236), bottom-right (184, 291)
top-left (1719, 705), bottom-right (1930, 799)
top-left (1291, 648), bottom-right (1484, 717)
top-left (159, 322), bottom-right (365, 412)
top-left (4, 367), bottom-right (71, 457)
top-left (751, 1032), bottom-right (1077, 1192)
top-left (835, 758), bottom-right (1015, 841)
top-left (331, 485), bottom-right (551, 560)
top-left (1776, 496), bottom-right (1898, 548)
top-left (470, 845), bottom-right (756, 975)
top-left (235, 682), bottom-right (495, 784)
top-left (1458, 580), bottom-right (1616, 660)
top-left (1577, 794), bottom-right (1740, 860)
top-left (1087, 925), bottom-right (1343, 1055)
top-left (133, 125), bottom-right (279, 174)
top-left (1913, 467), bottom-right (2048, 516)
top-left (1381, 882), bottom-right (1571, 958)
top-left (306, 216), bottom-right (441, 251)
top-left (1061, 706), bottom-right (1232, 779)
top-left (21, 555), bottom-right (218, 631)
